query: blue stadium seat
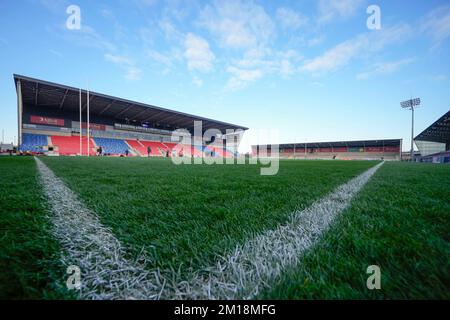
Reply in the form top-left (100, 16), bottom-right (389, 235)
top-left (93, 137), bottom-right (129, 155)
top-left (19, 133), bottom-right (47, 152)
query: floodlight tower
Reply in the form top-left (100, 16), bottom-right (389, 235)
top-left (400, 97), bottom-right (421, 161)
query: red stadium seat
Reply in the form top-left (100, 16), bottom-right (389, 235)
top-left (125, 140), bottom-right (147, 156)
top-left (140, 141), bottom-right (168, 156)
top-left (51, 136), bottom-right (96, 156)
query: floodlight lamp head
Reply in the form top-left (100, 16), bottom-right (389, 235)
top-left (400, 97), bottom-right (421, 109)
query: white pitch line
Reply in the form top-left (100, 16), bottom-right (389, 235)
top-left (34, 157), bottom-right (164, 300)
top-left (169, 161), bottom-right (384, 300)
top-left (36, 156), bottom-right (383, 300)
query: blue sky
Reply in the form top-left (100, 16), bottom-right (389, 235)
top-left (0, 0), bottom-right (449, 151)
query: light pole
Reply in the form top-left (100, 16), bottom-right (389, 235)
top-left (400, 98), bottom-right (421, 162)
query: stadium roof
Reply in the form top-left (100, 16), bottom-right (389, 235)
top-left (254, 139), bottom-right (401, 149)
top-left (414, 110), bottom-right (450, 144)
top-left (14, 74), bottom-right (248, 132)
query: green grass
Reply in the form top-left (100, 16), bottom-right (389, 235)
top-left (0, 157), bottom-right (73, 299)
top-left (41, 157), bottom-right (376, 274)
top-left (4, 157), bottom-right (447, 299)
top-left (258, 162), bottom-right (450, 299)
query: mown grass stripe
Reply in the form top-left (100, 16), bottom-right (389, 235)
top-left (0, 157), bottom-right (71, 299)
top-left (36, 156), bottom-right (382, 300)
top-left (40, 157), bottom-right (374, 274)
top-left (34, 157), bottom-right (163, 300)
top-left (170, 162), bottom-right (384, 299)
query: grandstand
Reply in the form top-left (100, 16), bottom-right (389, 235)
top-left (252, 139), bottom-right (402, 161)
top-left (14, 75), bottom-right (247, 157)
top-left (414, 110), bottom-right (450, 163)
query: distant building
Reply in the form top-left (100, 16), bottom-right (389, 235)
top-left (253, 139), bottom-right (402, 161)
top-left (0, 143), bottom-right (14, 152)
top-left (414, 110), bottom-right (450, 163)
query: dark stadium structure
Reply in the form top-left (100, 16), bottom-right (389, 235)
top-left (252, 139), bottom-right (402, 160)
top-left (414, 110), bottom-right (450, 163)
top-left (14, 74), bottom-right (247, 157)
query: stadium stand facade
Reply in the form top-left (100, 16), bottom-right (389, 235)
top-left (14, 75), bottom-right (247, 157)
top-left (252, 139), bottom-right (402, 161)
top-left (93, 137), bottom-right (130, 155)
top-left (19, 133), bottom-right (48, 153)
top-left (414, 110), bottom-right (450, 163)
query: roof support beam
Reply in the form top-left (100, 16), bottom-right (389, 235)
top-left (98, 99), bottom-right (116, 115)
top-left (114, 103), bottom-right (135, 118)
top-left (59, 89), bottom-right (69, 109)
top-left (81, 95), bottom-right (94, 112)
top-left (202, 122), bottom-right (220, 130)
top-left (142, 111), bottom-right (168, 122)
top-left (35, 83), bottom-right (38, 106)
top-left (156, 113), bottom-right (184, 123)
top-left (171, 118), bottom-right (195, 128)
top-left (129, 108), bottom-right (151, 121)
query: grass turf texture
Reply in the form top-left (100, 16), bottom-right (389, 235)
top-left (41, 157), bottom-right (376, 274)
top-left (0, 157), bottom-right (73, 299)
top-left (258, 162), bottom-right (450, 299)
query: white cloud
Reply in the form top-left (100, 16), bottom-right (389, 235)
top-left (318, 0), bottom-right (364, 23)
top-left (227, 66), bottom-right (262, 81)
top-left (279, 59), bottom-right (294, 77)
top-left (226, 66), bottom-right (263, 90)
top-left (197, 0), bottom-right (306, 88)
top-left (311, 81), bottom-right (324, 87)
top-left (356, 58), bottom-right (415, 80)
top-left (104, 53), bottom-right (133, 65)
top-left (61, 25), bottom-right (117, 52)
top-left (235, 49), bottom-right (302, 72)
top-left (100, 7), bottom-right (115, 20)
top-left (276, 7), bottom-right (308, 30)
top-left (307, 36), bottom-right (325, 47)
top-left (130, 0), bottom-right (158, 11)
top-left (184, 33), bottom-right (215, 72)
top-left (225, 49), bottom-right (302, 90)
top-left (302, 40), bottom-right (360, 73)
top-left (159, 19), bottom-right (184, 41)
top-left (147, 50), bottom-right (173, 67)
top-left (39, 0), bottom-right (68, 14)
top-left (125, 67), bottom-right (143, 81)
top-left (49, 49), bottom-right (63, 57)
top-left (430, 74), bottom-right (448, 82)
top-left (135, 0), bottom-right (157, 6)
top-left (421, 5), bottom-right (450, 47)
top-left (301, 24), bottom-right (411, 74)
top-left (147, 47), bottom-right (183, 75)
top-left (104, 53), bottom-right (143, 81)
top-left (199, 0), bottom-right (275, 49)
top-left (192, 76), bottom-right (203, 87)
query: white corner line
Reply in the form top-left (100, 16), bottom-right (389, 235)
top-left (172, 161), bottom-right (385, 299)
top-left (35, 156), bottom-right (383, 300)
top-left (34, 157), bottom-right (164, 300)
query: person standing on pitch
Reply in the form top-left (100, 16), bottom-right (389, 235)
top-left (147, 146), bottom-right (151, 157)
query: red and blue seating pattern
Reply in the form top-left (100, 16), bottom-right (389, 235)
top-left (93, 137), bottom-right (129, 155)
top-left (20, 134), bottom-right (237, 158)
top-left (19, 133), bottom-right (47, 153)
top-left (51, 136), bottom-right (96, 156)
